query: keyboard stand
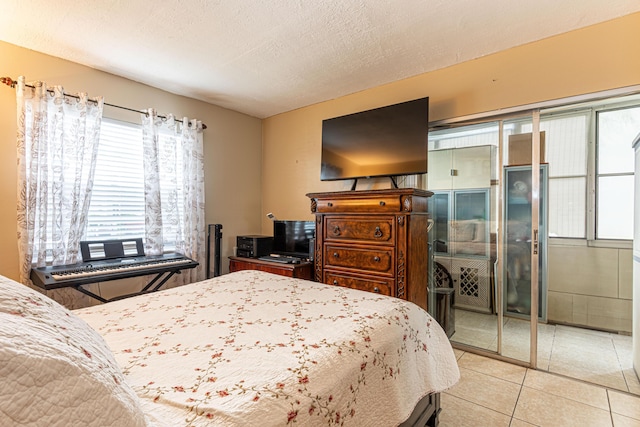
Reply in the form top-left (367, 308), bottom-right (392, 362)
top-left (72, 269), bottom-right (185, 303)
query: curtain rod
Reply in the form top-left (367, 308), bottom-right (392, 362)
top-left (1, 76), bottom-right (207, 130)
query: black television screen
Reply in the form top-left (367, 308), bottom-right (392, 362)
top-left (272, 220), bottom-right (315, 259)
top-left (321, 97), bottom-right (429, 181)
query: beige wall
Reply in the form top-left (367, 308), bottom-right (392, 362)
top-left (0, 40), bottom-right (263, 282)
top-left (548, 245), bottom-right (633, 333)
top-left (261, 12), bottom-right (640, 366)
top-left (261, 13), bottom-right (640, 233)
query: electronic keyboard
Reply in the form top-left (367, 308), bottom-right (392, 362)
top-left (30, 252), bottom-right (198, 290)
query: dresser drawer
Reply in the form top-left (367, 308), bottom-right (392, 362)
top-left (315, 196), bottom-right (402, 213)
top-left (324, 271), bottom-right (393, 296)
top-left (324, 245), bottom-right (393, 274)
top-left (324, 216), bottom-right (394, 244)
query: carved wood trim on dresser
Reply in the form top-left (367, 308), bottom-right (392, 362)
top-left (306, 188), bottom-right (433, 311)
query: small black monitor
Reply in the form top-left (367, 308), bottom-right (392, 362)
top-left (272, 220), bottom-right (315, 259)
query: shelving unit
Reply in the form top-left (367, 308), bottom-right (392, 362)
top-left (430, 189), bottom-right (493, 313)
top-left (428, 145), bottom-right (497, 314)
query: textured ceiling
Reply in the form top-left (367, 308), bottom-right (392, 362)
top-left (2, 1), bottom-right (639, 118)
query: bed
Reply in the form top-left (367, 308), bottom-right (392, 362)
top-left (0, 270), bottom-right (459, 426)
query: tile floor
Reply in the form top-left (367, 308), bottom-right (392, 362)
top-left (450, 309), bottom-right (640, 395)
top-left (441, 349), bottom-right (640, 427)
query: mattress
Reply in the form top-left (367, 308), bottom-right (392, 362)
top-left (74, 270), bottom-right (459, 426)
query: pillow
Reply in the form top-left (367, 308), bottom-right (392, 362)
top-left (0, 275), bottom-right (148, 427)
top-left (452, 220), bottom-right (476, 242)
top-left (472, 219), bottom-right (487, 243)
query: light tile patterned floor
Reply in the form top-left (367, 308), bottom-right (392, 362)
top-left (450, 309), bottom-right (640, 396)
top-left (440, 350), bottom-right (640, 427)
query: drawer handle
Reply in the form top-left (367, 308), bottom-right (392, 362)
top-left (327, 202), bottom-right (333, 207)
top-left (373, 287), bottom-right (380, 293)
top-left (333, 252), bottom-right (339, 258)
top-left (373, 256), bottom-right (380, 262)
top-left (332, 225), bottom-right (341, 236)
top-left (373, 226), bottom-right (383, 238)
top-left (379, 201), bottom-right (386, 206)
top-left (333, 280), bottom-right (338, 285)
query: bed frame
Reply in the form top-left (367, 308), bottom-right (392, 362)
top-left (401, 392), bottom-right (441, 427)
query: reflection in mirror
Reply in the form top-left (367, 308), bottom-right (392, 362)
top-left (428, 121), bottom-right (500, 354)
top-left (499, 117), bottom-right (542, 365)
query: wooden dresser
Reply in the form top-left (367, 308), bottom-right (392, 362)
top-left (306, 188), bottom-right (432, 311)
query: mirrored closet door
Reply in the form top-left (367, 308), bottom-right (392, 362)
top-left (428, 112), bottom-right (544, 368)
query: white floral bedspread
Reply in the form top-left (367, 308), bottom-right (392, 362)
top-left (75, 270), bottom-right (459, 426)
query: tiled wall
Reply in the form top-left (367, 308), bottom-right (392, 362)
top-left (547, 245), bottom-right (632, 333)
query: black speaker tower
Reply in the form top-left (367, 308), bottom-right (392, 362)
top-left (206, 224), bottom-right (223, 278)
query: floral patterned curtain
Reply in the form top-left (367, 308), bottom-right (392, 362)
top-left (16, 76), bottom-right (103, 306)
top-left (141, 109), bottom-right (205, 284)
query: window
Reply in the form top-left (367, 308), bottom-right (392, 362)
top-left (86, 118), bottom-right (184, 251)
top-left (86, 119), bottom-right (145, 241)
top-left (21, 86), bottom-right (202, 269)
top-left (595, 106), bottom-right (640, 240)
top-left (517, 101), bottom-right (639, 240)
top-left (428, 94), bottom-right (640, 243)
top-left (522, 112), bottom-right (590, 238)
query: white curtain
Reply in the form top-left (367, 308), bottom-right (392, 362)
top-left (141, 109), bottom-right (206, 284)
top-left (16, 76), bottom-right (103, 305)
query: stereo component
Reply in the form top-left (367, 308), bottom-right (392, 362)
top-left (236, 235), bottom-right (273, 258)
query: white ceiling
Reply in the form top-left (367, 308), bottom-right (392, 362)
top-left (2, 1), bottom-right (639, 119)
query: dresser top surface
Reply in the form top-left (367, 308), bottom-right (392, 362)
top-left (306, 188), bottom-right (433, 200)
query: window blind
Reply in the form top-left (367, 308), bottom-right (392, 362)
top-left (85, 119), bottom-right (145, 241)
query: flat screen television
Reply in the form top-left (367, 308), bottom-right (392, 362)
top-left (321, 97), bottom-right (429, 182)
top-left (272, 220), bottom-right (315, 259)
